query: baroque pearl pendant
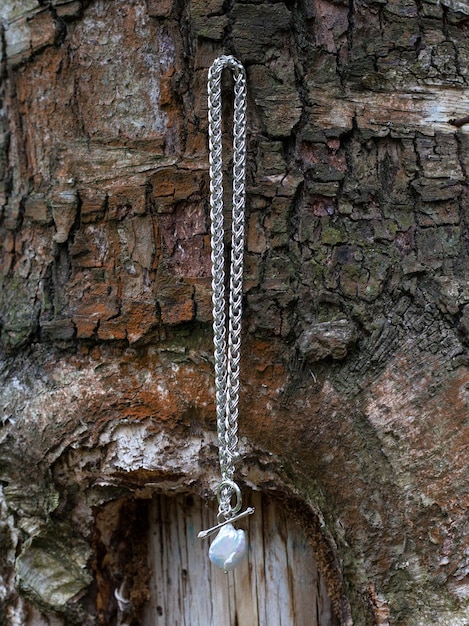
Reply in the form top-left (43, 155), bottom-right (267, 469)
top-left (209, 523), bottom-right (247, 572)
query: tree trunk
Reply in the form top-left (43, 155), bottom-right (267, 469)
top-left (0, 0), bottom-right (469, 624)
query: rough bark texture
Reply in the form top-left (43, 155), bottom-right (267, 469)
top-left (0, 0), bottom-right (469, 624)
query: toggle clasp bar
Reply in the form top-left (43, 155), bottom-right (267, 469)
top-left (198, 506), bottom-right (255, 539)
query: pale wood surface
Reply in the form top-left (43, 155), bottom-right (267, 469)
top-left (143, 492), bottom-right (336, 626)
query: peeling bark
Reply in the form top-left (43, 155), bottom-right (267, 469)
top-left (1, 0), bottom-right (469, 624)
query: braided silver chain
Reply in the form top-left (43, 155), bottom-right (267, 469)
top-left (208, 55), bottom-right (247, 521)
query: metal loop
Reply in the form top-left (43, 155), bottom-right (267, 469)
top-left (217, 479), bottom-right (243, 520)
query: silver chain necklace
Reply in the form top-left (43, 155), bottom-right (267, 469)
top-left (198, 55), bottom-right (254, 571)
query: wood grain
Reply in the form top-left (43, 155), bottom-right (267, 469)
top-left (143, 493), bottom-right (336, 626)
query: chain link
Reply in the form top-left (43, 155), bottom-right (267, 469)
top-left (208, 55), bottom-right (247, 520)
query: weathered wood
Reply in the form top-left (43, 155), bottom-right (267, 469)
top-left (143, 493), bottom-right (336, 626)
top-left (1, 0), bottom-right (469, 624)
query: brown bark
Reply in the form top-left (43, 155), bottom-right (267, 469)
top-left (0, 0), bottom-right (469, 624)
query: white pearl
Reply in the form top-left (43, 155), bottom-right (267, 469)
top-left (208, 523), bottom-right (247, 572)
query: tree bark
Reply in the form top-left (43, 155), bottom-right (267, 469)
top-left (0, 0), bottom-right (469, 624)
